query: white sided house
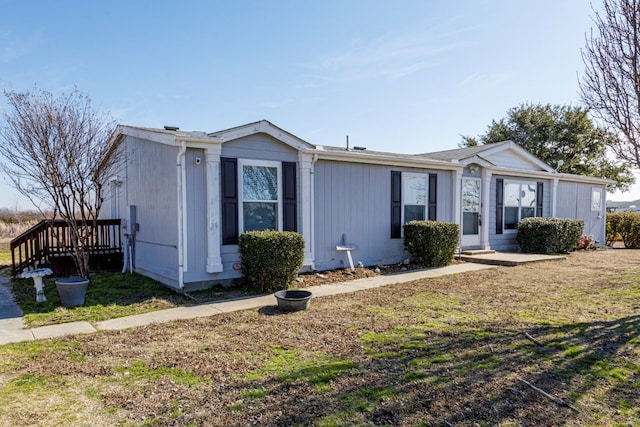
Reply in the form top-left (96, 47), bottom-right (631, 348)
top-left (104, 120), bottom-right (610, 291)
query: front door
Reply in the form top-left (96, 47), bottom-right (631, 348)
top-left (461, 178), bottom-right (481, 247)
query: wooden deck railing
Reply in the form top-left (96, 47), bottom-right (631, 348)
top-left (10, 219), bottom-right (122, 277)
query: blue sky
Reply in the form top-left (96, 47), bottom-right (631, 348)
top-left (0, 0), bottom-right (636, 209)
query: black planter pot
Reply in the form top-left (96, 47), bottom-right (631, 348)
top-left (274, 290), bottom-right (313, 312)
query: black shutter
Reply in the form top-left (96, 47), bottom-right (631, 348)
top-left (428, 173), bottom-right (437, 221)
top-left (537, 181), bottom-right (544, 217)
top-left (282, 162), bottom-right (297, 231)
top-left (391, 171), bottom-right (402, 238)
top-left (221, 157), bottom-right (238, 245)
top-left (496, 178), bottom-right (504, 235)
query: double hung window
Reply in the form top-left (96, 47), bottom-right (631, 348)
top-left (403, 173), bottom-right (428, 223)
top-left (503, 181), bottom-right (537, 230)
top-left (239, 160), bottom-right (281, 232)
top-left (591, 189), bottom-right (602, 211)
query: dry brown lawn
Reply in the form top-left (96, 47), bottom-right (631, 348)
top-left (1, 249), bottom-right (639, 426)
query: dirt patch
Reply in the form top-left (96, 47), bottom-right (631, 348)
top-left (1, 249), bottom-right (639, 426)
top-left (293, 259), bottom-right (464, 288)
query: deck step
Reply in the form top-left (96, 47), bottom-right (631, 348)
top-left (460, 249), bottom-right (496, 256)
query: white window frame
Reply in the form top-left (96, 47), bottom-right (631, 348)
top-left (591, 188), bottom-right (603, 211)
top-left (108, 176), bottom-right (121, 219)
top-left (503, 179), bottom-right (537, 232)
top-left (238, 159), bottom-right (282, 234)
top-left (402, 172), bottom-right (428, 225)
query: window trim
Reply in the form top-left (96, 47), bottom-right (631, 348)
top-left (237, 159), bottom-right (282, 234)
top-left (502, 179), bottom-right (538, 233)
top-left (109, 178), bottom-right (120, 219)
top-left (591, 188), bottom-right (603, 211)
top-left (401, 172), bottom-right (429, 225)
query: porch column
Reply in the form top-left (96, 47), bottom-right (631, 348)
top-left (481, 169), bottom-right (492, 250)
top-left (453, 168), bottom-right (462, 240)
top-left (206, 145), bottom-right (224, 273)
top-left (551, 178), bottom-right (559, 217)
top-left (299, 152), bottom-right (314, 267)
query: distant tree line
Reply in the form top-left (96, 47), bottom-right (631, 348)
top-left (0, 208), bottom-right (52, 240)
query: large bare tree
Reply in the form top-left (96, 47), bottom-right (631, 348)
top-left (0, 87), bottom-right (119, 278)
top-left (580, 0), bottom-right (640, 168)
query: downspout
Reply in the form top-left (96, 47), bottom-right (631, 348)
top-left (177, 141), bottom-right (187, 290)
top-left (310, 153), bottom-right (318, 270)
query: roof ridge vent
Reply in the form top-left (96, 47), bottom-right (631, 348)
top-left (164, 126), bottom-right (179, 131)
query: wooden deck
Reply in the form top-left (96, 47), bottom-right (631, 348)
top-left (10, 219), bottom-right (123, 277)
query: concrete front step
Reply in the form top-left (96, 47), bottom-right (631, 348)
top-left (460, 249), bottom-right (496, 255)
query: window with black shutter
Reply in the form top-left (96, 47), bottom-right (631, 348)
top-left (221, 157), bottom-right (238, 244)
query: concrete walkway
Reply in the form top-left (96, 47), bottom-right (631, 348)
top-left (0, 262), bottom-right (497, 346)
top-left (457, 251), bottom-right (566, 266)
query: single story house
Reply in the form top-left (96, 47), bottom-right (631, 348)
top-left (104, 120), bottom-right (610, 291)
top-left (606, 199), bottom-right (640, 213)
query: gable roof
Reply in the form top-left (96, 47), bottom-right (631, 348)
top-left (421, 141), bottom-right (510, 161)
top-left (111, 120), bottom-right (611, 184)
top-left (421, 140), bottom-right (555, 173)
top-left (209, 120), bottom-right (316, 151)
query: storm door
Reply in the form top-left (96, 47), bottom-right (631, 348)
top-left (461, 178), bottom-right (481, 247)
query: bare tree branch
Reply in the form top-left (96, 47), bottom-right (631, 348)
top-left (0, 86), bottom-right (121, 278)
top-left (580, 0), bottom-right (640, 168)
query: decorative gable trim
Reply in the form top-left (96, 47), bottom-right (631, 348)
top-left (209, 120), bottom-right (315, 151)
top-left (116, 125), bottom-right (219, 147)
top-left (474, 141), bottom-right (554, 172)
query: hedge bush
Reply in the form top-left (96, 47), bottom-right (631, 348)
top-left (516, 217), bottom-right (584, 254)
top-left (606, 213), bottom-right (622, 246)
top-left (403, 220), bottom-right (459, 267)
top-left (606, 212), bottom-right (640, 248)
top-left (239, 230), bottom-right (305, 293)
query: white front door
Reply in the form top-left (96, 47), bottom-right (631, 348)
top-left (461, 178), bottom-right (481, 247)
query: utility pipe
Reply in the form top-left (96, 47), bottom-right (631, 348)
top-left (309, 153), bottom-right (318, 270)
top-left (176, 140), bottom-right (187, 289)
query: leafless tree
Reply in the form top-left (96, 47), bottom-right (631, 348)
top-left (0, 87), bottom-right (119, 278)
top-left (580, 0), bottom-right (640, 168)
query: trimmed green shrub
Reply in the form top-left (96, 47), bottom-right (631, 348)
top-left (606, 212), bottom-right (622, 246)
top-left (516, 217), bottom-right (584, 254)
top-left (239, 230), bottom-right (305, 293)
top-left (606, 212), bottom-right (640, 248)
top-left (403, 220), bottom-right (459, 267)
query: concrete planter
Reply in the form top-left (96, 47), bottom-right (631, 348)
top-left (55, 278), bottom-right (89, 307)
top-left (274, 290), bottom-right (312, 312)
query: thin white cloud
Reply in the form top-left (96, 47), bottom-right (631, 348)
top-left (300, 29), bottom-right (477, 87)
top-left (260, 97), bottom-right (323, 109)
top-left (0, 29), bottom-right (45, 63)
top-left (457, 72), bottom-right (512, 89)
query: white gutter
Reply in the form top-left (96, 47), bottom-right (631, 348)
top-left (309, 149), bottom-right (463, 171)
top-left (176, 140), bottom-right (187, 289)
top-left (489, 166), bottom-right (614, 185)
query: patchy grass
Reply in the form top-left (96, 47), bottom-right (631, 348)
top-left (0, 249), bottom-right (639, 426)
top-left (0, 247), bottom-right (11, 266)
top-left (10, 272), bottom-right (251, 328)
top-left (7, 263), bottom-right (376, 328)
